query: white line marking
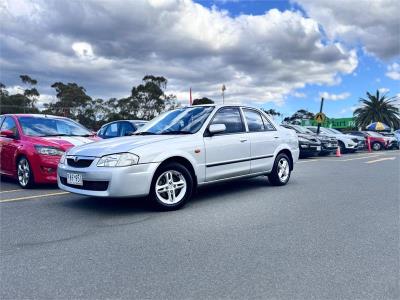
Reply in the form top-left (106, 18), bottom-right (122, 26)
top-left (365, 157), bottom-right (396, 164)
top-left (0, 189), bottom-right (23, 194)
top-left (0, 192), bottom-right (70, 203)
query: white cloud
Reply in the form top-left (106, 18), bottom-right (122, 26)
top-left (386, 63), bottom-right (400, 80)
top-left (378, 87), bottom-right (390, 94)
top-left (0, 0), bottom-right (358, 105)
top-left (319, 91), bottom-right (350, 101)
top-left (296, 0), bottom-right (400, 59)
top-left (292, 92), bottom-right (306, 98)
top-left (5, 85), bottom-right (24, 95)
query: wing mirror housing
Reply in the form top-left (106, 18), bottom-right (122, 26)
top-left (0, 130), bottom-right (15, 138)
top-left (209, 124), bottom-right (226, 135)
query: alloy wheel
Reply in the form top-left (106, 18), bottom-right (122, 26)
top-left (277, 158), bottom-right (290, 182)
top-left (155, 170), bottom-right (187, 205)
top-left (17, 158), bottom-right (31, 187)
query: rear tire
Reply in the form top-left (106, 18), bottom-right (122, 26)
top-left (17, 156), bottom-right (34, 188)
top-left (338, 141), bottom-right (347, 153)
top-left (268, 153), bottom-right (291, 186)
top-left (149, 162), bottom-right (193, 211)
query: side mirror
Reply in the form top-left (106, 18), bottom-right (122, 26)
top-left (0, 130), bottom-right (15, 138)
top-left (209, 124), bottom-right (226, 135)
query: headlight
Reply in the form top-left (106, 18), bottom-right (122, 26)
top-left (59, 153), bottom-right (66, 164)
top-left (35, 145), bottom-right (64, 156)
top-left (97, 153), bottom-right (139, 167)
top-left (298, 136), bottom-right (309, 142)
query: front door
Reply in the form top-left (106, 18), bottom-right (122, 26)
top-left (204, 107), bottom-right (250, 181)
top-left (0, 116), bottom-right (20, 175)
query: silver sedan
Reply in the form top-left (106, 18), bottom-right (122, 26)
top-left (58, 105), bottom-right (299, 210)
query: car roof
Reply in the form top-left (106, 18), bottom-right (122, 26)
top-left (100, 119), bottom-right (147, 127)
top-left (1, 113), bottom-right (68, 119)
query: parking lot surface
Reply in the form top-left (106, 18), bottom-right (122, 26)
top-left (1, 151), bottom-right (399, 299)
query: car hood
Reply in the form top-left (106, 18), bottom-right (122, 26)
top-left (28, 136), bottom-right (99, 151)
top-left (298, 133), bottom-right (319, 142)
top-left (67, 135), bottom-right (183, 157)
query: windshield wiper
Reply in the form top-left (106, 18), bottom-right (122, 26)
top-left (160, 131), bottom-right (192, 135)
top-left (133, 132), bottom-right (157, 135)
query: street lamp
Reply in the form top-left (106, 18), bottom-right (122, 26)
top-left (221, 84), bottom-right (226, 104)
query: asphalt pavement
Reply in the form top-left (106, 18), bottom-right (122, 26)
top-left (1, 151), bottom-right (399, 299)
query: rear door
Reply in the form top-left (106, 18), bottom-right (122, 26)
top-left (204, 107), bottom-right (250, 181)
top-left (242, 108), bottom-right (278, 173)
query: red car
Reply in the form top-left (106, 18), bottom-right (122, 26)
top-left (0, 114), bottom-right (99, 188)
top-left (347, 131), bottom-right (389, 151)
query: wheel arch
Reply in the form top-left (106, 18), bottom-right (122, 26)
top-left (276, 149), bottom-right (294, 171)
top-left (155, 156), bottom-right (198, 188)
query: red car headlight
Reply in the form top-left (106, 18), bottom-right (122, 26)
top-left (34, 145), bottom-right (64, 156)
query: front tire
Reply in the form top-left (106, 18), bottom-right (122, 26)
top-left (17, 156), bottom-right (34, 188)
top-left (149, 162), bottom-right (193, 211)
top-left (372, 142), bottom-right (382, 151)
top-left (268, 153), bottom-right (291, 186)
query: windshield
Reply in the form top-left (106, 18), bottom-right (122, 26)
top-left (136, 106), bottom-right (214, 134)
top-left (18, 116), bottom-right (92, 137)
top-left (325, 128), bottom-right (342, 134)
top-left (292, 125), bottom-right (314, 134)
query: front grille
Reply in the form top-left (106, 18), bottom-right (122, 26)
top-left (67, 158), bottom-right (94, 168)
top-left (60, 177), bottom-right (109, 191)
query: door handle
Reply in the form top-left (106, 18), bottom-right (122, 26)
top-left (274, 136), bottom-right (279, 139)
top-left (240, 139), bottom-right (247, 143)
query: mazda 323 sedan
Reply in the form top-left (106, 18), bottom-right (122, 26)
top-left (58, 105), bottom-right (299, 210)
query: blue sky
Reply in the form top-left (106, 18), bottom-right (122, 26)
top-left (1, 0), bottom-right (399, 120)
top-left (196, 0), bottom-right (399, 120)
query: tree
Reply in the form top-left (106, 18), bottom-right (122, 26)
top-left (0, 77), bottom-right (39, 114)
top-left (127, 75), bottom-right (178, 120)
top-left (283, 109), bottom-right (315, 124)
top-left (261, 108), bottom-right (281, 117)
top-left (43, 82), bottom-right (92, 123)
top-left (353, 90), bottom-right (400, 129)
top-left (192, 97), bottom-right (214, 105)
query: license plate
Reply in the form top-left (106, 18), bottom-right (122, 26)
top-left (327, 143), bottom-right (332, 147)
top-left (316, 146), bottom-right (321, 151)
top-left (67, 173), bottom-right (83, 186)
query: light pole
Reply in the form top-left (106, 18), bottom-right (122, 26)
top-left (221, 84), bottom-right (226, 104)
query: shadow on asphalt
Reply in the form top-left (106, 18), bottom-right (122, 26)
top-left (61, 176), bottom-right (272, 215)
top-left (0, 175), bottom-right (58, 190)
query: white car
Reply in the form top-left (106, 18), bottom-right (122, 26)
top-left (307, 126), bottom-right (362, 152)
top-left (58, 105), bottom-right (299, 210)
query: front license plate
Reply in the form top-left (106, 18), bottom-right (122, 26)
top-left (316, 146), bottom-right (321, 151)
top-left (67, 173), bottom-right (83, 186)
top-left (327, 143), bottom-right (332, 147)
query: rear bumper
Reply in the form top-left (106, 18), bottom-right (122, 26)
top-left (58, 161), bottom-right (159, 197)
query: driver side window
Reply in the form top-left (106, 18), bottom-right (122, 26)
top-left (1, 117), bottom-right (18, 137)
top-left (210, 107), bottom-right (245, 134)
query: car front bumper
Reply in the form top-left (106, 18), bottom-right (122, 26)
top-left (58, 161), bottom-right (159, 197)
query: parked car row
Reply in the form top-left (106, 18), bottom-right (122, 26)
top-left (1, 106), bottom-right (299, 210)
top-left (281, 124), bottom-right (399, 158)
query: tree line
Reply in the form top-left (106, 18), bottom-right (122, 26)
top-left (1, 75), bottom-right (398, 130)
top-left (1, 75), bottom-right (186, 129)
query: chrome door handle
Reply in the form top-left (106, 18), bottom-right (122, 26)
top-left (240, 139), bottom-right (247, 143)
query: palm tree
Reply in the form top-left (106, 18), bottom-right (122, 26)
top-left (353, 90), bottom-right (400, 129)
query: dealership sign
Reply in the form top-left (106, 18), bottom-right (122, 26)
top-left (302, 117), bottom-right (356, 129)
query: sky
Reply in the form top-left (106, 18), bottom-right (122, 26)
top-left (1, 0), bottom-right (399, 120)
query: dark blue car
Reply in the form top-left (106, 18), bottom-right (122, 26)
top-left (97, 120), bottom-right (147, 139)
